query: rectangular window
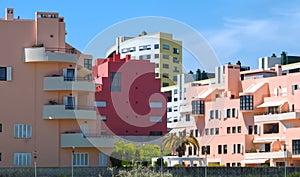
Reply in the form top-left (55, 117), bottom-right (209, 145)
top-left (226, 109), bottom-right (231, 118)
top-left (210, 128), bottom-right (214, 135)
top-left (14, 124), bottom-right (32, 138)
top-left (155, 63), bottom-right (159, 68)
top-left (149, 116), bottom-right (162, 122)
top-left (162, 73), bottom-right (169, 78)
top-left (155, 73), bottom-right (159, 78)
top-left (215, 128), bottom-right (219, 135)
top-left (254, 125), bottom-right (259, 135)
top-left (186, 114), bottom-right (190, 121)
top-left (190, 130), bottom-right (194, 136)
top-left (162, 54), bottom-right (169, 59)
top-left (73, 153), bottom-right (88, 166)
top-left (14, 153), bottom-right (31, 166)
top-left (162, 64), bottom-right (169, 69)
top-left (139, 54), bottom-right (151, 60)
top-left (139, 45), bottom-right (151, 51)
top-left (162, 44), bottom-right (170, 50)
top-left (240, 95), bottom-right (254, 110)
top-left (191, 100), bottom-right (205, 115)
top-left (0, 66), bottom-right (12, 81)
top-left (154, 44), bottom-right (159, 49)
top-left (173, 76), bottom-right (178, 82)
top-left (84, 59), bottom-right (92, 80)
top-left (237, 144), bottom-right (242, 154)
top-left (205, 128), bottom-right (209, 135)
top-left (293, 140), bottom-right (300, 155)
top-left (237, 126), bottom-right (241, 133)
top-left (0, 124), bottom-right (2, 132)
top-left (223, 145), bottom-right (228, 154)
top-left (232, 108), bottom-right (236, 117)
top-left (232, 127), bottom-right (236, 133)
top-left (227, 127), bottom-right (231, 134)
top-left (154, 54), bottom-right (159, 58)
top-left (210, 110), bottom-right (214, 119)
top-left (218, 145), bottom-right (222, 154)
top-left (129, 47), bottom-right (136, 52)
top-left (232, 144), bottom-right (236, 154)
top-left (0, 153), bottom-right (1, 161)
top-left (110, 72), bottom-right (121, 92)
top-left (101, 116), bottom-right (107, 121)
top-left (99, 152), bottom-right (108, 167)
top-left (162, 82), bottom-right (169, 87)
top-left (94, 101), bottom-right (106, 107)
top-left (173, 48), bottom-right (180, 54)
top-left (215, 110), bottom-right (219, 119)
top-left (195, 129), bottom-right (199, 137)
top-left (173, 66), bottom-right (179, 72)
top-left (248, 126), bottom-right (253, 134)
top-left (206, 146), bottom-right (210, 154)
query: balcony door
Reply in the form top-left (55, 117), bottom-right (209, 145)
top-left (80, 123), bottom-right (89, 135)
top-left (63, 68), bottom-right (75, 81)
top-left (64, 96), bottom-right (76, 110)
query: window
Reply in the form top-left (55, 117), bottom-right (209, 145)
top-left (162, 44), bottom-right (170, 50)
top-left (64, 96), bottom-right (75, 110)
top-left (210, 128), bottom-right (214, 135)
top-left (210, 110), bottom-right (214, 119)
top-left (206, 146), bottom-right (210, 154)
top-left (101, 116), bottom-right (107, 121)
top-left (0, 153), bottom-right (1, 161)
top-left (84, 59), bottom-right (92, 80)
top-left (99, 152), bottom-right (108, 167)
top-left (215, 128), bottom-right (219, 135)
top-left (186, 114), bottom-right (190, 121)
top-left (73, 153), bottom-right (88, 166)
top-left (0, 124), bottom-right (2, 132)
top-left (248, 125), bottom-right (253, 134)
top-left (293, 140), bottom-right (300, 155)
top-left (155, 73), bottom-right (159, 77)
top-left (139, 45), bottom-right (151, 51)
top-left (237, 126), bottom-right (241, 133)
top-left (226, 109), bottom-right (231, 118)
top-left (173, 66), bottom-right (180, 72)
top-left (215, 110), bottom-right (220, 119)
top-left (154, 54), bottom-right (159, 58)
top-left (232, 163), bottom-right (236, 167)
top-left (173, 57), bottom-right (179, 63)
top-left (155, 63), bottom-right (159, 68)
top-left (150, 116), bottom-right (162, 122)
top-left (139, 54), bottom-right (151, 60)
top-left (190, 130), bottom-right (194, 136)
top-left (162, 54), bottom-right (169, 59)
top-left (162, 64), bottom-right (169, 69)
top-left (14, 153), bottom-right (31, 166)
top-left (154, 44), bottom-right (159, 49)
top-left (110, 72), bottom-right (121, 92)
top-left (218, 145), bottom-right (222, 154)
top-left (223, 145), bottom-right (228, 154)
top-left (0, 67), bottom-right (12, 81)
top-left (162, 82), bottom-right (169, 87)
top-left (63, 68), bottom-right (75, 81)
top-left (227, 127), bottom-right (231, 134)
top-left (195, 129), bottom-right (199, 137)
top-left (162, 73), bottom-right (169, 78)
top-left (205, 128), bottom-right (209, 135)
top-left (232, 144), bottom-right (236, 154)
top-left (232, 108), bottom-right (237, 118)
top-left (167, 107), bottom-right (172, 112)
top-left (240, 95), bottom-right (253, 110)
top-left (263, 123), bottom-right (279, 134)
top-left (173, 76), bottom-right (178, 82)
top-left (237, 144), bottom-right (242, 154)
top-left (191, 100), bottom-right (205, 115)
top-left (149, 131), bottom-right (162, 136)
top-left (14, 124), bottom-right (32, 138)
top-left (232, 127), bottom-right (236, 133)
top-left (282, 87), bottom-right (287, 96)
top-left (173, 48), bottom-right (180, 54)
top-left (129, 47), bottom-right (136, 52)
top-left (254, 125), bottom-right (259, 135)
top-left (94, 101), bottom-right (106, 107)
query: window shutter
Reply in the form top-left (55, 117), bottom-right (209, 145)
top-left (235, 108), bottom-right (238, 118)
top-left (63, 68), bottom-right (67, 80)
top-left (6, 67), bottom-right (12, 80)
top-left (240, 144), bottom-right (243, 154)
top-left (223, 109), bottom-right (226, 120)
top-left (257, 125), bottom-right (260, 135)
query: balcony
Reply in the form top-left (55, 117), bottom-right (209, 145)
top-left (254, 111), bottom-right (300, 123)
top-left (179, 105), bottom-right (192, 113)
top-left (24, 47), bottom-right (77, 63)
top-left (61, 133), bottom-right (114, 148)
top-left (43, 104), bottom-right (96, 120)
top-left (245, 151), bottom-right (286, 160)
top-left (44, 76), bottom-right (95, 92)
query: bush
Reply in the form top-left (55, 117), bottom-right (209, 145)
top-left (117, 165), bottom-right (173, 177)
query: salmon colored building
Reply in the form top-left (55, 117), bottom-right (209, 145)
top-left (178, 63), bottom-right (300, 167)
top-left (93, 54), bottom-right (167, 137)
top-left (0, 8), bottom-right (113, 167)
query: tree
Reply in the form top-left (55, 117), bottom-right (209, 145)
top-left (161, 131), bottom-right (199, 157)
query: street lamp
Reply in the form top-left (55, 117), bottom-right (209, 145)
top-left (160, 143), bottom-right (163, 176)
top-left (33, 150), bottom-right (38, 177)
top-left (72, 146), bottom-right (75, 177)
top-left (204, 146), bottom-right (207, 177)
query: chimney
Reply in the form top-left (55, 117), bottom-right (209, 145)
top-left (5, 8), bottom-right (14, 20)
top-left (125, 55), bottom-right (131, 62)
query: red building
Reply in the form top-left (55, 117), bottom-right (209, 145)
top-left (93, 54), bottom-right (167, 136)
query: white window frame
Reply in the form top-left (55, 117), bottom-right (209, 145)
top-left (73, 152), bottom-right (89, 167)
top-left (14, 153), bottom-right (31, 166)
top-left (14, 124), bottom-right (32, 138)
top-left (99, 152), bottom-right (108, 167)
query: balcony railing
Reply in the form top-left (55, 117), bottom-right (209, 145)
top-left (45, 47), bottom-right (77, 54)
top-left (254, 110), bottom-right (300, 122)
top-left (245, 151), bottom-right (287, 159)
top-left (60, 133), bottom-right (114, 148)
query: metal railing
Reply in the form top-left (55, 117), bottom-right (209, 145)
top-left (46, 74), bottom-right (92, 81)
top-left (45, 47), bottom-right (77, 54)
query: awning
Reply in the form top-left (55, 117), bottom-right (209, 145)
top-left (253, 137), bottom-right (285, 143)
top-left (77, 65), bottom-right (92, 77)
top-left (169, 128), bottom-right (186, 134)
top-left (241, 159), bottom-right (268, 164)
top-left (257, 100), bottom-right (287, 108)
top-left (197, 88), bottom-right (216, 99)
top-left (244, 82), bottom-right (267, 94)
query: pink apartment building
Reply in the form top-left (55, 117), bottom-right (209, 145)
top-left (180, 63), bottom-right (300, 167)
top-left (0, 8), bottom-right (113, 167)
top-left (93, 53), bottom-right (167, 137)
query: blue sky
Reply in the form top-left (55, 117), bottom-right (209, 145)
top-left (1, 0), bottom-right (300, 72)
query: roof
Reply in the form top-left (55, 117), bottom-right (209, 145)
top-left (244, 82), bottom-right (267, 94)
top-left (197, 88), bottom-right (216, 99)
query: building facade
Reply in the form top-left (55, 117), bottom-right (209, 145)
top-left (169, 62), bottom-right (300, 167)
top-left (0, 8), bottom-right (113, 167)
top-left (93, 53), bottom-right (168, 137)
top-left (106, 32), bottom-right (183, 87)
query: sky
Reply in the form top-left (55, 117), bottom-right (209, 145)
top-left (1, 0), bottom-right (300, 72)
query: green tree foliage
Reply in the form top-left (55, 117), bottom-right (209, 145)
top-left (161, 131), bottom-right (199, 157)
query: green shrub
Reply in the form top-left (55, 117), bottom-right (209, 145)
top-left (117, 165), bottom-right (173, 177)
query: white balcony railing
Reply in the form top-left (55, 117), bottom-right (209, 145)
top-left (44, 76), bottom-right (95, 92)
top-left (245, 151), bottom-right (286, 160)
top-left (61, 133), bottom-right (114, 148)
top-left (254, 111), bottom-right (300, 123)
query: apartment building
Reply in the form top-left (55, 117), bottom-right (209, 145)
top-left (0, 8), bottom-right (113, 167)
top-left (93, 53), bottom-right (167, 137)
top-left (174, 62), bottom-right (300, 167)
top-left (106, 32), bottom-right (182, 87)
